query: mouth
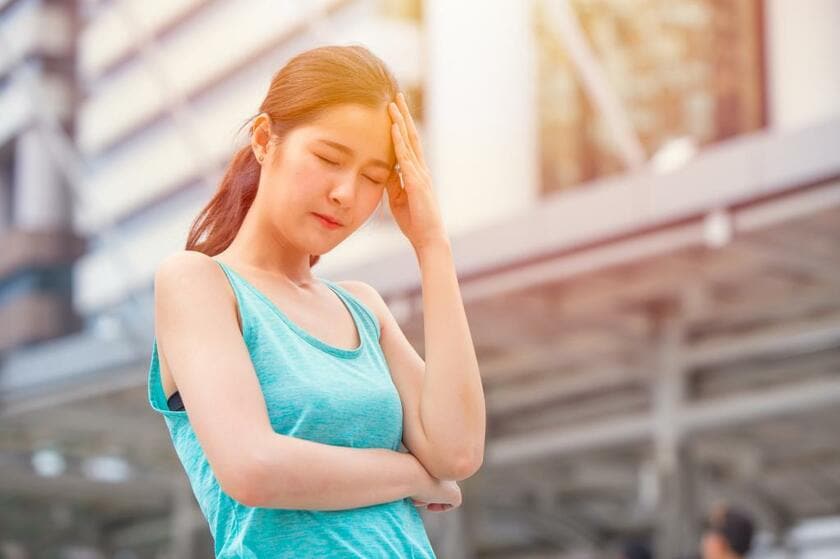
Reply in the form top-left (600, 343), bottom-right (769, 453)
top-left (312, 212), bottom-right (343, 228)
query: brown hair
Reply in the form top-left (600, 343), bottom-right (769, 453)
top-left (184, 45), bottom-right (399, 267)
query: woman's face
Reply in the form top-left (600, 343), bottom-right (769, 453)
top-left (256, 102), bottom-right (397, 256)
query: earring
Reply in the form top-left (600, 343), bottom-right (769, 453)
top-left (258, 154), bottom-right (264, 162)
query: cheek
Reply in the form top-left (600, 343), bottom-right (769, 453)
top-left (283, 165), bottom-right (322, 201)
top-left (368, 188), bottom-right (385, 206)
top-left (260, 172), bottom-right (309, 226)
top-left (298, 157), bottom-right (322, 178)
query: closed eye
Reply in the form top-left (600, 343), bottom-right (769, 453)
top-left (317, 154), bottom-right (385, 185)
top-left (315, 154), bottom-right (339, 166)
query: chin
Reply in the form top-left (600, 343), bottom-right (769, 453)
top-left (309, 238), bottom-right (341, 256)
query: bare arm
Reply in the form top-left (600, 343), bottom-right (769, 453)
top-left (154, 251), bottom-right (436, 510)
top-left (243, 433), bottom-right (435, 510)
top-left (415, 240), bottom-right (485, 475)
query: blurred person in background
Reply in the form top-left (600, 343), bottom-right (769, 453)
top-left (620, 539), bottom-right (653, 559)
top-left (148, 44), bottom-right (485, 557)
top-left (700, 504), bottom-right (755, 559)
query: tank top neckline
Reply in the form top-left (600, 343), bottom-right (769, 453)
top-left (211, 258), bottom-right (365, 359)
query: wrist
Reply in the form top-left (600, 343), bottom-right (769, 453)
top-left (413, 235), bottom-right (451, 261)
top-left (405, 452), bottom-right (434, 493)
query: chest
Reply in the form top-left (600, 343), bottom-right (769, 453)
top-left (268, 287), bottom-right (362, 351)
top-left (245, 321), bottom-right (402, 450)
top-left (160, 283), bottom-right (362, 399)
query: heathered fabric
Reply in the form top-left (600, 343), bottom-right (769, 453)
top-left (147, 258), bottom-right (436, 558)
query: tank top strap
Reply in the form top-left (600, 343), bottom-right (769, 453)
top-left (212, 258), bottom-right (252, 302)
top-left (211, 258), bottom-right (262, 338)
top-left (211, 258), bottom-right (381, 355)
top-left (319, 278), bottom-right (382, 343)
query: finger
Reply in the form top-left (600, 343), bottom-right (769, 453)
top-left (385, 168), bottom-right (406, 204)
top-left (389, 102), bottom-right (418, 168)
top-left (391, 124), bottom-right (420, 184)
top-left (429, 503), bottom-right (452, 512)
top-left (396, 92), bottom-right (426, 164)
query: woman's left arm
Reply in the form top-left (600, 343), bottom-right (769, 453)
top-left (414, 237), bottom-right (486, 479)
top-left (374, 91), bottom-right (487, 480)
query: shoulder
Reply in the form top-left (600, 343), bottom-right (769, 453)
top-left (154, 250), bottom-right (231, 298)
top-left (154, 250), bottom-right (241, 329)
top-left (157, 249), bottom-right (211, 274)
top-left (335, 280), bottom-right (388, 325)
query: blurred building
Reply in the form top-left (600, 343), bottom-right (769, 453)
top-left (1, 0), bottom-right (839, 557)
top-left (0, 0), bottom-right (85, 352)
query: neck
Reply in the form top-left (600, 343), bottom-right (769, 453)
top-left (221, 201), bottom-right (316, 288)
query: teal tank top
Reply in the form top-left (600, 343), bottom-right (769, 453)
top-left (147, 258), bottom-right (436, 558)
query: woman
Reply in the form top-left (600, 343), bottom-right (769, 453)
top-left (146, 44), bottom-right (486, 557)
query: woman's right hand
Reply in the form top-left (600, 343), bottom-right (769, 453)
top-left (410, 478), bottom-right (462, 513)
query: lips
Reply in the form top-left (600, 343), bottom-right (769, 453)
top-left (313, 212), bottom-right (343, 226)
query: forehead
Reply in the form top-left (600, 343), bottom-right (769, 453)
top-left (309, 102), bottom-right (389, 130)
top-left (298, 103), bottom-right (395, 166)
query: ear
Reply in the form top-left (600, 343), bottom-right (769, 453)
top-left (250, 113), bottom-right (273, 161)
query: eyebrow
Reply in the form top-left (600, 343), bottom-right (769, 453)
top-left (315, 139), bottom-right (393, 171)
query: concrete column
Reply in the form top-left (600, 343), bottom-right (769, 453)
top-left (0, 141), bottom-right (12, 230)
top-left (2, 0), bottom-right (83, 349)
top-left (13, 126), bottom-right (73, 231)
top-left (765, 0), bottom-right (840, 129)
top-left (650, 299), bottom-right (699, 559)
top-left (423, 0), bottom-right (540, 237)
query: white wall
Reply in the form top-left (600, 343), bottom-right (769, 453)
top-left (765, 0), bottom-right (840, 130)
top-left (424, 0), bottom-right (540, 237)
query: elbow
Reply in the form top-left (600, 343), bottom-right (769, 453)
top-left (453, 451), bottom-right (484, 480)
top-left (227, 478), bottom-right (261, 508)
top-left (452, 439), bottom-right (485, 480)
top-left (221, 451), bottom-right (268, 508)
top-left (430, 450), bottom-right (484, 481)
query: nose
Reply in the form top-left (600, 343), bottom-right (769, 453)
top-left (328, 174), bottom-right (356, 208)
